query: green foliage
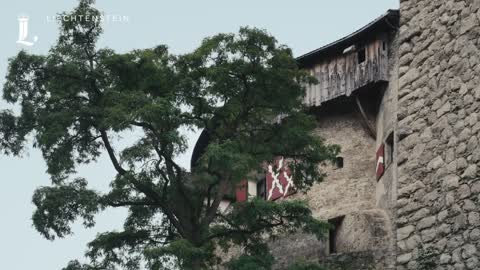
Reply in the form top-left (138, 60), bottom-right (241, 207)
top-left (226, 253), bottom-right (274, 270)
top-left (32, 177), bottom-right (100, 240)
top-left (145, 239), bottom-right (218, 270)
top-left (0, 0), bottom-right (339, 269)
top-left (211, 199), bottom-right (330, 246)
top-left (62, 260), bottom-right (100, 270)
top-left (217, 199), bottom-right (329, 270)
top-left (286, 261), bottom-right (326, 270)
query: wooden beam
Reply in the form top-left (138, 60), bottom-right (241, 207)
top-left (355, 96), bottom-right (377, 140)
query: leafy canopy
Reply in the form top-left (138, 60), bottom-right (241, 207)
top-left (0, 1), bottom-right (339, 269)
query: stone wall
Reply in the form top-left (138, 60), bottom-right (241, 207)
top-left (376, 30), bottom-right (399, 216)
top-left (319, 251), bottom-right (389, 270)
top-left (269, 102), bottom-right (392, 269)
top-left (307, 107), bottom-right (377, 219)
top-left (269, 210), bottom-right (391, 269)
top-left (375, 28), bottom-right (400, 270)
top-left (269, 233), bottom-right (328, 270)
top-left (396, 0), bottom-right (480, 269)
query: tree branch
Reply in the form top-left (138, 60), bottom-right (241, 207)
top-left (100, 129), bottom-right (127, 175)
top-left (99, 128), bottom-right (187, 238)
top-left (105, 200), bottom-right (158, 207)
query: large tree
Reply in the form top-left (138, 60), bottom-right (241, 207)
top-left (0, 1), bottom-right (338, 269)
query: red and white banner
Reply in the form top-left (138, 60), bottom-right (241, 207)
top-left (376, 144), bottom-right (385, 180)
top-left (266, 157), bottom-right (294, 201)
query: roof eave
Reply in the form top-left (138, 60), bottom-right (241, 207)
top-left (296, 9), bottom-right (399, 67)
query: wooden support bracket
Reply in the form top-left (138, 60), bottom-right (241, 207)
top-left (355, 96), bottom-right (377, 140)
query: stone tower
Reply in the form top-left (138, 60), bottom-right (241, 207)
top-left (396, 0), bottom-right (480, 269)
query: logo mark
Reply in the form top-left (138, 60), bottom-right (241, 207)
top-left (17, 15), bottom-right (38, 46)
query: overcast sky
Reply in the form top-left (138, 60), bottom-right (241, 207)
top-left (0, 1), bottom-right (399, 269)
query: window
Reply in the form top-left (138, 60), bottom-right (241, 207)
top-left (357, 48), bottom-right (366, 63)
top-left (257, 178), bottom-right (266, 199)
top-left (385, 132), bottom-right (394, 167)
top-left (328, 216), bottom-right (344, 254)
top-left (328, 227), bottom-right (337, 254)
top-left (335, 156), bottom-right (344, 169)
top-left (382, 41), bottom-right (387, 51)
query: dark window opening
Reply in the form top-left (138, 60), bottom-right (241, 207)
top-left (328, 216), bottom-right (344, 254)
top-left (328, 229), bottom-right (336, 254)
top-left (257, 178), bottom-right (266, 200)
top-left (386, 132), bottom-right (394, 166)
top-left (335, 156), bottom-right (344, 169)
top-left (357, 48), bottom-right (366, 63)
top-left (382, 41), bottom-right (387, 51)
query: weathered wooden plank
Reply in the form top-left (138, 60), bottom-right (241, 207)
top-left (346, 52), bottom-right (355, 96)
top-left (302, 38), bottom-right (389, 106)
top-left (338, 55), bottom-right (346, 94)
top-left (321, 62), bottom-right (328, 103)
top-left (314, 65), bottom-right (321, 106)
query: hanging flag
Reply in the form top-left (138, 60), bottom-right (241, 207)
top-left (266, 157), bottom-right (294, 201)
top-left (376, 144), bottom-right (385, 180)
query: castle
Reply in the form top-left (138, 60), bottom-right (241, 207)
top-left (193, 1), bottom-right (480, 269)
top-left (269, 9), bottom-right (400, 269)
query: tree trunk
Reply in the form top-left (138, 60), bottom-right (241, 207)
top-left (191, 258), bottom-right (206, 270)
top-left (187, 229), bottom-right (208, 270)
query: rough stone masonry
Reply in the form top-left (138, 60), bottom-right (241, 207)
top-left (396, 0), bottom-right (480, 269)
top-left (202, 2), bottom-right (480, 269)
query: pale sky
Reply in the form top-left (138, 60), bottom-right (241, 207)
top-left (0, 1), bottom-right (399, 269)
